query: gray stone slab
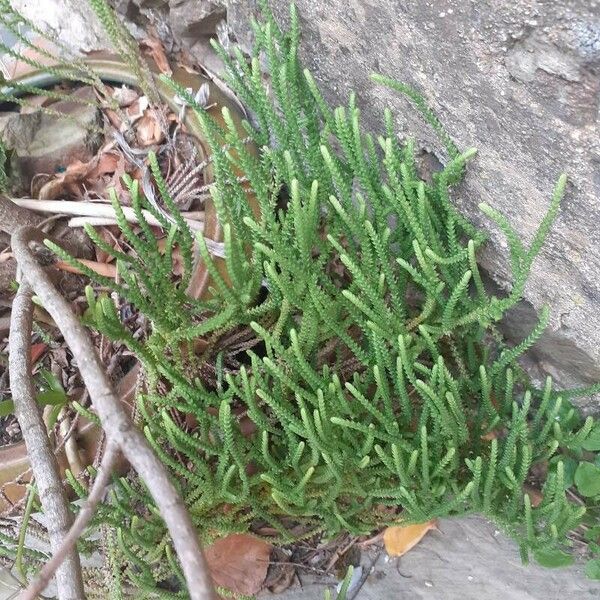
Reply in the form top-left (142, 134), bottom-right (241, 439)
top-left (274, 516), bottom-right (600, 600)
top-left (0, 567), bottom-right (21, 600)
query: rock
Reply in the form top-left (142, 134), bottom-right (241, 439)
top-left (9, 0), bottom-right (111, 53)
top-left (227, 0), bottom-right (263, 53)
top-left (0, 87), bottom-right (102, 191)
top-left (275, 516), bottom-right (600, 600)
top-left (109, 0), bottom-right (237, 74)
top-left (168, 0), bottom-right (229, 73)
top-left (227, 0), bottom-right (600, 411)
top-left (186, 37), bottom-right (224, 73)
top-left (0, 565), bottom-right (20, 600)
top-left (168, 0), bottom-right (226, 41)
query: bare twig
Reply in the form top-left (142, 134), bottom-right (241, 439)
top-left (0, 194), bottom-right (43, 231)
top-left (0, 195), bottom-right (92, 260)
top-left (10, 198), bottom-right (205, 232)
top-left (67, 211), bottom-right (205, 229)
top-left (8, 280), bottom-right (85, 600)
top-left (58, 410), bottom-right (83, 477)
top-left (12, 226), bottom-right (217, 600)
top-left (20, 443), bottom-right (120, 600)
top-left (325, 536), bottom-right (358, 572)
top-left (67, 217), bottom-right (124, 228)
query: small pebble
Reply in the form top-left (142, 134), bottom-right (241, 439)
top-left (425, 580), bottom-right (433, 587)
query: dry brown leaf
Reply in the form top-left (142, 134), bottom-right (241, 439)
top-left (54, 259), bottom-right (117, 279)
top-left (157, 238), bottom-right (184, 276)
top-left (38, 157), bottom-right (95, 199)
top-left (112, 85), bottom-right (139, 108)
top-left (126, 96), bottom-right (150, 122)
top-left (30, 343), bottom-right (47, 364)
top-left (141, 38), bottom-right (172, 75)
top-left (38, 177), bottom-right (69, 200)
top-left (524, 484), bottom-right (544, 507)
top-left (94, 227), bottom-right (119, 264)
top-left (204, 534), bottom-right (272, 596)
top-left (383, 520), bottom-right (437, 557)
top-left (86, 152), bottom-right (120, 180)
top-left (36, 147), bottom-right (124, 201)
top-left (104, 108), bottom-right (123, 131)
top-left (136, 110), bottom-right (165, 147)
top-left (50, 347), bottom-right (69, 369)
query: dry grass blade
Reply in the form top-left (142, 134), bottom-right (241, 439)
top-left (10, 198), bottom-right (205, 231)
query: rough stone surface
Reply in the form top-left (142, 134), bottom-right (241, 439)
top-left (0, 87), bottom-right (102, 190)
top-left (9, 0), bottom-right (111, 53)
top-left (169, 0), bottom-right (225, 40)
top-left (105, 0), bottom-right (600, 410)
top-left (225, 0), bottom-right (600, 411)
top-left (270, 516), bottom-right (600, 600)
top-left (107, 0), bottom-right (227, 68)
top-left (0, 566), bottom-right (20, 600)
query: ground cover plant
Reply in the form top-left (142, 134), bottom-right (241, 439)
top-left (1, 0), bottom-right (599, 597)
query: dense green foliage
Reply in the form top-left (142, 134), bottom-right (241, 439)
top-left (45, 2), bottom-right (600, 594)
top-left (1, 0), bottom-right (599, 596)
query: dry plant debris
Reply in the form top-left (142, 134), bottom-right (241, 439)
top-left (0, 33), bottom-right (219, 598)
top-left (0, 38), bottom-right (208, 458)
top-left (383, 521), bottom-right (438, 558)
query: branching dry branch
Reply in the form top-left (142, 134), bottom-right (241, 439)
top-left (11, 226), bottom-right (216, 600)
top-left (0, 194), bottom-right (43, 231)
top-left (0, 195), bottom-right (92, 259)
top-left (20, 443), bottom-right (120, 600)
top-left (8, 280), bottom-right (85, 600)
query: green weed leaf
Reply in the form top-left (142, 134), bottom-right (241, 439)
top-left (574, 462), bottom-right (600, 497)
top-left (585, 559), bottom-right (600, 580)
top-left (36, 390), bottom-right (68, 406)
top-left (533, 548), bottom-right (575, 568)
top-left (582, 424), bottom-right (600, 451)
top-left (0, 399), bottom-right (14, 417)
